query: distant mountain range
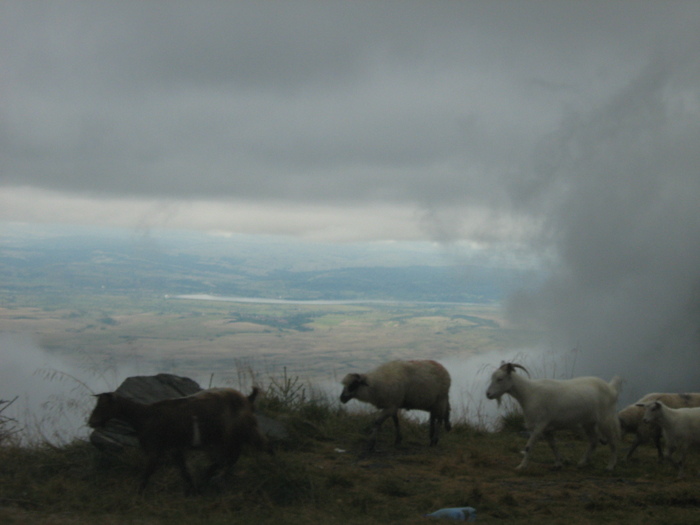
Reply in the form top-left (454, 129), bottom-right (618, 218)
top-left (0, 224), bottom-right (538, 303)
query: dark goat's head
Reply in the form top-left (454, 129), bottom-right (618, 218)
top-left (87, 392), bottom-right (118, 428)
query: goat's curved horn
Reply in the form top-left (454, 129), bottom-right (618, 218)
top-left (511, 363), bottom-right (531, 377)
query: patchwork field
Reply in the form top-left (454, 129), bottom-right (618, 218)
top-left (0, 293), bottom-right (538, 386)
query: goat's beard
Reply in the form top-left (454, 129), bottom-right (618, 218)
top-left (490, 392), bottom-right (504, 408)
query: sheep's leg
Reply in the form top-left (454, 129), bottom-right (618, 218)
top-left (366, 409), bottom-right (398, 451)
top-left (391, 413), bottom-right (402, 445)
top-left (624, 435), bottom-right (643, 461)
top-left (429, 411), bottom-right (446, 446)
top-left (652, 428), bottom-right (665, 462)
top-left (544, 431), bottom-right (564, 469)
top-left (665, 443), bottom-right (681, 472)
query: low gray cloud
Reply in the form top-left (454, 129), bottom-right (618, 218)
top-left (3, 1), bottom-right (689, 215)
top-left (506, 54), bottom-right (700, 399)
top-left (2, 2), bottom-right (700, 395)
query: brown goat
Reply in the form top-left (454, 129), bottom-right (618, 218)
top-left (88, 387), bottom-right (269, 494)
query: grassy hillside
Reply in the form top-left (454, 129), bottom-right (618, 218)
top-left (1, 384), bottom-right (698, 525)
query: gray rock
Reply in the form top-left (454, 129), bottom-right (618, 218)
top-left (88, 374), bottom-right (288, 453)
top-left (256, 413), bottom-right (289, 442)
top-left (89, 373), bottom-right (203, 453)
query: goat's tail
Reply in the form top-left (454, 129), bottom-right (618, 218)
top-left (248, 386), bottom-right (261, 406)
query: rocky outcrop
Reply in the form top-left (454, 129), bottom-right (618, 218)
top-left (89, 374), bottom-right (202, 453)
top-left (88, 374), bottom-right (288, 453)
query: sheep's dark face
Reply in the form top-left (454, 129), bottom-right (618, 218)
top-left (88, 392), bottom-right (116, 428)
top-left (340, 373), bottom-right (367, 404)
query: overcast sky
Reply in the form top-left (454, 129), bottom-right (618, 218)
top-left (2, 1), bottom-right (700, 391)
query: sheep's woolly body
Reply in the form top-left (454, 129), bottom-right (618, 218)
top-left (639, 400), bottom-right (700, 477)
top-left (619, 392), bottom-right (700, 461)
top-left (351, 360), bottom-right (450, 411)
top-left (340, 359), bottom-right (451, 449)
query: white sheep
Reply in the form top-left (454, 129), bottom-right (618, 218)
top-left (339, 359), bottom-right (451, 450)
top-left (638, 400), bottom-right (700, 478)
top-left (485, 362), bottom-right (622, 471)
top-left (619, 393), bottom-right (700, 461)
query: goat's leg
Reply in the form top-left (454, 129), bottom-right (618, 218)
top-left (602, 422), bottom-right (619, 471)
top-left (139, 454), bottom-right (161, 495)
top-left (664, 443), bottom-right (678, 469)
top-left (209, 445), bottom-right (242, 484)
top-left (517, 424), bottom-right (545, 470)
top-left (543, 431), bottom-right (564, 469)
top-left (172, 450), bottom-right (197, 495)
top-left (676, 449), bottom-right (688, 479)
top-left (579, 424), bottom-right (599, 467)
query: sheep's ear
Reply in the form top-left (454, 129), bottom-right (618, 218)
top-left (344, 373), bottom-right (364, 388)
top-left (358, 374), bottom-right (369, 386)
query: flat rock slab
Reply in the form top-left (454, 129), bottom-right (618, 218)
top-left (88, 374), bottom-right (288, 453)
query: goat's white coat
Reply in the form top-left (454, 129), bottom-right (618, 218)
top-left (639, 400), bottom-right (700, 478)
top-left (486, 363), bottom-right (622, 470)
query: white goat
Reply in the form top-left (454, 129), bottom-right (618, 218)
top-left (340, 359), bottom-right (451, 450)
top-left (638, 400), bottom-right (700, 478)
top-left (486, 362), bottom-right (622, 471)
top-left (619, 393), bottom-right (700, 461)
